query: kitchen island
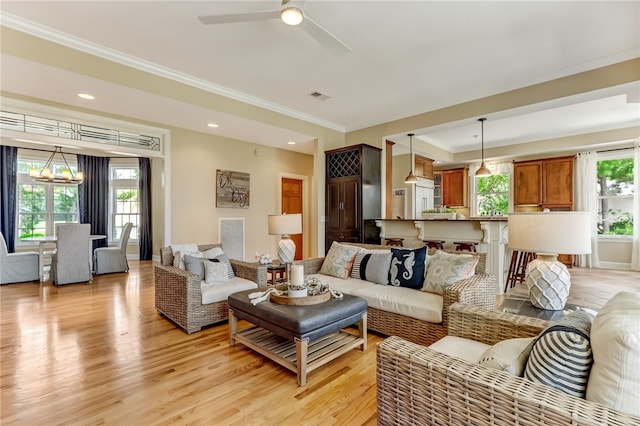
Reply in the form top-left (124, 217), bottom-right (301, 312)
top-left (375, 218), bottom-right (509, 294)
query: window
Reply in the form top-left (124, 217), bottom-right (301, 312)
top-left (17, 158), bottom-right (79, 241)
top-left (596, 156), bottom-right (634, 236)
top-left (475, 173), bottom-right (510, 216)
top-left (110, 165), bottom-right (139, 242)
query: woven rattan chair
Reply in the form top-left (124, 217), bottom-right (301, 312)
top-left (154, 244), bottom-right (267, 333)
top-left (294, 243), bottom-right (497, 346)
top-left (376, 303), bottom-right (640, 426)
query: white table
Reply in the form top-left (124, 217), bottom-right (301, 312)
top-left (22, 235), bottom-right (106, 281)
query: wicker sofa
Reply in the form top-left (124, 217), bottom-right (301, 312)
top-left (154, 243), bottom-right (267, 333)
top-left (294, 243), bottom-right (496, 346)
top-left (377, 303), bottom-right (640, 426)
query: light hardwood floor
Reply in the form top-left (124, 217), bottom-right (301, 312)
top-left (1, 261), bottom-right (638, 425)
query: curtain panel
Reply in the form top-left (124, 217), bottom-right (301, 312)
top-left (575, 151), bottom-right (599, 268)
top-left (77, 154), bottom-right (109, 250)
top-left (138, 157), bottom-right (152, 260)
top-left (0, 145), bottom-right (18, 252)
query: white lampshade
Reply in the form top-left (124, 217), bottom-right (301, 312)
top-left (268, 213), bottom-right (302, 236)
top-left (508, 212), bottom-right (592, 255)
top-left (281, 6), bottom-right (303, 25)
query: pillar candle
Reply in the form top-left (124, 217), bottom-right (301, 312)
top-left (291, 265), bottom-right (304, 287)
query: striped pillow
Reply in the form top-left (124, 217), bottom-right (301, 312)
top-left (524, 310), bottom-right (594, 398)
top-left (350, 251), bottom-right (392, 285)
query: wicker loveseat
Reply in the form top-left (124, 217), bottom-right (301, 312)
top-left (377, 303), bottom-right (640, 426)
top-left (154, 243), bottom-right (267, 333)
top-left (295, 243), bottom-right (496, 346)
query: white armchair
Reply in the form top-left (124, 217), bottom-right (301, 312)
top-left (93, 222), bottom-right (132, 275)
top-left (0, 233), bottom-right (39, 284)
top-left (50, 223), bottom-right (92, 285)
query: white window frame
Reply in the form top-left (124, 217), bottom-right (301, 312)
top-left (469, 162), bottom-right (514, 217)
top-left (596, 151), bottom-right (635, 240)
top-left (109, 161), bottom-right (139, 244)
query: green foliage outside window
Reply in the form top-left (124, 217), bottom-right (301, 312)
top-left (476, 174), bottom-right (509, 216)
top-left (597, 158), bottom-right (634, 236)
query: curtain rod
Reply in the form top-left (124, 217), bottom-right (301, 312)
top-left (596, 146), bottom-right (636, 154)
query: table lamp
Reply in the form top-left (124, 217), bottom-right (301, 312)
top-left (268, 213), bottom-right (302, 265)
top-left (508, 212), bottom-right (591, 310)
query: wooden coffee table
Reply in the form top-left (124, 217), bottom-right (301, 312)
top-left (228, 289), bottom-right (367, 386)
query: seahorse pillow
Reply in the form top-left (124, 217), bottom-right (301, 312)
top-left (422, 250), bottom-right (478, 295)
top-left (388, 246), bottom-right (427, 289)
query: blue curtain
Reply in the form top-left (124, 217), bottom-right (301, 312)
top-left (0, 145), bottom-right (18, 252)
top-left (77, 154), bottom-right (109, 250)
top-left (139, 157), bottom-right (152, 260)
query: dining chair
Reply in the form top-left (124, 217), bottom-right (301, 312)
top-left (50, 223), bottom-right (92, 285)
top-left (94, 222), bottom-right (133, 275)
top-left (0, 233), bottom-right (39, 284)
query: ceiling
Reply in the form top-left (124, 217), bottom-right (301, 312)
top-left (1, 1), bottom-right (639, 159)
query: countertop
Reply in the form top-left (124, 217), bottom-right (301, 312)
top-left (376, 217), bottom-right (508, 222)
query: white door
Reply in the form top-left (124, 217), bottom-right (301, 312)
top-left (415, 181), bottom-right (434, 219)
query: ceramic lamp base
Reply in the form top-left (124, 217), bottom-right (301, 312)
top-left (525, 253), bottom-right (571, 310)
top-left (278, 236), bottom-right (296, 265)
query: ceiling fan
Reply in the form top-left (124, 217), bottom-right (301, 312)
top-left (197, 0), bottom-right (350, 56)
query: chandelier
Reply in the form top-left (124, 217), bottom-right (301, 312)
top-left (29, 146), bottom-right (83, 184)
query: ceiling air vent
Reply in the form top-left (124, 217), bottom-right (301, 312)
top-left (308, 91), bottom-right (330, 101)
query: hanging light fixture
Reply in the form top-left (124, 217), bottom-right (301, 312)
top-left (476, 117), bottom-right (491, 176)
top-left (29, 146), bottom-right (83, 184)
top-left (281, 4), bottom-right (303, 26)
top-left (404, 133), bottom-right (418, 184)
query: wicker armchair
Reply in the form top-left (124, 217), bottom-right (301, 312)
top-left (294, 243), bottom-right (497, 346)
top-left (377, 303), bottom-right (640, 426)
top-left (154, 244), bottom-right (267, 333)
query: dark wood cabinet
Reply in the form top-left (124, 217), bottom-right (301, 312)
top-left (325, 144), bottom-right (381, 251)
top-left (514, 156), bottom-right (573, 209)
top-left (442, 168), bottom-right (467, 207)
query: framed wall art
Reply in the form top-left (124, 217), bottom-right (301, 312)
top-left (216, 169), bottom-right (250, 208)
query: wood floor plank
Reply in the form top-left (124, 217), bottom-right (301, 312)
top-left (1, 260), bottom-right (638, 425)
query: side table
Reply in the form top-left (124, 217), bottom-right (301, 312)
top-left (498, 295), bottom-right (597, 321)
top-left (266, 262), bottom-right (286, 286)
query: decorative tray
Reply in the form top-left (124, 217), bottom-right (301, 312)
top-left (269, 291), bottom-right (331, 306)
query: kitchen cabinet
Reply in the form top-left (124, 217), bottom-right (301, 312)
top-left (325, 144), bottom-right (381, 251)
top-left (433, 172), bottom-right (442, 208)
top-left (414, 155), bottom-right (434, 179)
top-left (442, 168), bottom-right (467, 207)
top-left (514, 156), bottom-right (573, 209)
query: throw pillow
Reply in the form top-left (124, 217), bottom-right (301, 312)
top-left (201, 246), bottom-right (224, 258)
top-left (586, 291), bottom-right (640, 416)
top-left (524, 310), bottom-right (594, 398)
top-left (209, 254), bottom-right (235, 279)
top-left (319, 242), bottom-right (361, 279)
top-left (170, 243), bottom-right (199, 269)
top-left (204, 260), bottom-right (229, 284)
top-left (388, 246), bottom-right (427, 289)
top-left (184, 254), bottom-right (205, 280)
top-left (172, 250), bottom-right (181, 268)
top-left (351, 251), bottom-right (392, 285)
top-left (479, 337), bottom-right (535, 376)
top-left (422, 250), bottom-right (478, 295)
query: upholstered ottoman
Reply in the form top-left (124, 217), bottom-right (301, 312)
top-left (228, 289), bottom-right (367, 386)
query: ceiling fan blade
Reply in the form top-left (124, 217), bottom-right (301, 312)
top-left (198, 10), bottom-right (280, 25)
top-left (300, 16), bottom-right (350, 56)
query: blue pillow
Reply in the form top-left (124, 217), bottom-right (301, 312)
top-left (389, 246), bottom-right (427, 289)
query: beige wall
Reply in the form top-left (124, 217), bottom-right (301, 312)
top-left (165, 128), bottom-right (314, 260)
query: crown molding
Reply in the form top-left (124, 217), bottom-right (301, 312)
top-left (1, 13), bottom-right (346, 134)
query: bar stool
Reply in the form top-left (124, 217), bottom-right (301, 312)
top-left (453, 241), bottom-right (478, 252)
top-left (384, 238), bottom-right (404, 247)
top-left (423, 240), bottom-right (445, 250)
top-left (504, 250), bottom-right (536, 292)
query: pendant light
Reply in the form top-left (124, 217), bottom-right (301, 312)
top-left (29, 146), bottom-right (83, 184)
top-left (476, 118), bottom-right (491, 176)
top-left (404, 133), bottom-right (418, 184)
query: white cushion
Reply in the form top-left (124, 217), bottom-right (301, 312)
top-left (586, 291), bottom-right (640, 416)
top-left (204, 261), bottom-right (229, 284)
top-left (201, 247), bottom-right (224, 259)
top-left (200, 277), bottom-right (258, 305)
top-left (479, 337), bottom-right (535, 376)
top-left (429, 336), bottom-right (491, 363)
top-left (170, 243), bottom-right (199, 269)
top-left (308, 273), bottom-right (443, 323)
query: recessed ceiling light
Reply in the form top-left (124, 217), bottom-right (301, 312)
top-left (77, 93), bottom-right (95, 100)
top-left (208, 123), bottom-right (219, 128)
top-left (288, 141), bottom-right (296, 145)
